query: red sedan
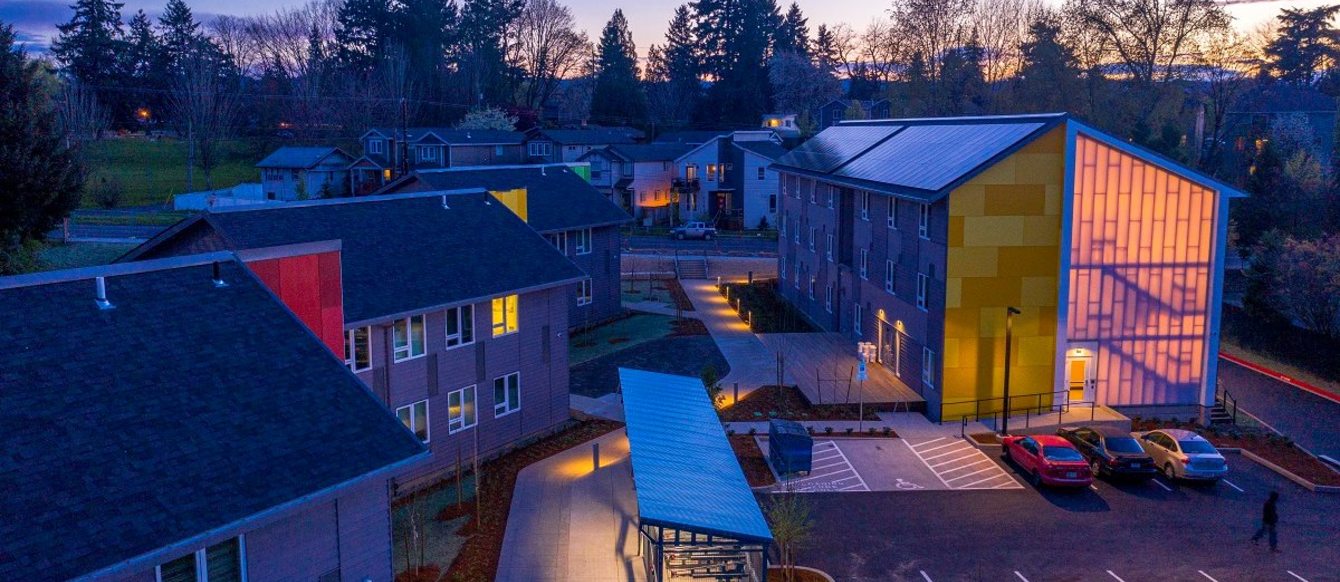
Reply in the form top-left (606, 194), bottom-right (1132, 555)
top-left (1002, 434), bottom-right (1094, 488)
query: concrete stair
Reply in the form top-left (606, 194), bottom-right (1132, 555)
top-left (676, 257), bottom-right (709, 279)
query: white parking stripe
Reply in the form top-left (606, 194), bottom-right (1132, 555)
top-left (1287, 571), bottom-right (1310, 582)
top-left (910, 437), bottom-right (946, 450)
top-left (941, 460), bottom-right (993, 477)
top-left (906, 440), bottom-right (956, 488)
top-left (944, 465), bottom-right (999, 482)
top-left (960, 474), bottom-right (1013, 488)
top-left (1222, 478), bottom-right (1245, 493)
top-left (1106, 571), bottom-right (1127, 582)
top-left (1198, 570), bottom-right (1220, 582)
top-left (923, 446), bottom-right (975, 461)
top-left (919, 571), bottom-right (934, 582)
top-left (930, 452), bottom-right (983, 468)
top-left (1152, 478), bottom-right (1174, 491)
top-left (1014, 571), bottom-right (1030, 582)
top-left (830, 443), bottom-right (870, 491)
top-left (915, 440), bottom-right (964, 454)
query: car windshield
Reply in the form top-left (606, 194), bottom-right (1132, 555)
top-left (1105, 437), bottom-right (1144, 453)
top-left (1043, 446), bottom-right (1084, 461)
top-left (1179, 440), bottom-right (1217, 454)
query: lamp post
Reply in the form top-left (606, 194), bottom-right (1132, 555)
top-left (1001, 306), bottom-right (1021, 435)
top-left (857, 341), bottom-right (876, 432)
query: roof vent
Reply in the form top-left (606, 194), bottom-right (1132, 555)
top-left (441, 194), bottom-right (450, 209)
top-left (540, 166), bottom-right (546, 176)
top-left (211, 261), bottom-right (229, 288)
top-left (94, 276), bottom-right (114, 310)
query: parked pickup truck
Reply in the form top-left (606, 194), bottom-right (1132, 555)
top-left (670, 221), bottom-right (717, 240)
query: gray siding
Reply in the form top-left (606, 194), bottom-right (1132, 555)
top-left (554, 224), bottom-right (623, 329)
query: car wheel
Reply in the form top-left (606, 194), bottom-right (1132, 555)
top-left (1091, 459), bottom-right (1103, 477)
top-left (676, 233), bottom-right (685, 240)
top-left (705, 233), bottom-right (714, 240)
top-left (1162, 463), bottom-right (1176, 480)
top-left (1030, 470), bottom-right (1042, 487)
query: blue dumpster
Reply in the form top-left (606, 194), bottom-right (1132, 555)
top-left (768, 419), bottom-right (813, 476)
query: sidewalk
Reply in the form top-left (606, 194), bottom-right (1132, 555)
top-left (723, 411), bottom-right (991, 439)
top-left (681, 278), bottom-right (789, 398)
top-left (496, 431), bottom-right (645, 582)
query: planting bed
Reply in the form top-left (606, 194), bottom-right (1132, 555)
top-left (721, 385), bottom-right (879, 422)
top-left (1132, 418), bottom-right (1340, 486)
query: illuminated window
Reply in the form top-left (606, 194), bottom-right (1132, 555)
top-left (574, 228), bottom-right (593, 255)
top-left (859, 248), bottom-right (868, 279)
top-left (576, 279), bottom-right (593, 306)
top-left (860, 191), bottom-right (870, 220)
top-left (448, 385), bottom-right (477, 433)
top-left (382, 168), bottom-right (392, 181)
top-left (922, 348), bottom-right (935, 389)
top-left (916, 273), bottom-right (928, 311)
top-left (888, 198), bottom-right (898, 230)
top-left (344, 326), bottom-right (371, 372)
top-left (686, 164), bottom-right (698, 180)
top-left (392, 315), bottom-right (426, 362)
top-left (156, 537), bottom-right (244, 582)
top-left (445, 305), bottom-right (474, 349)
top-left (396, 400), bottom-right (429, 442)
top-left (826, 234), bottom-right (834, 262)
top-left (494, 372), bottom-right (521, 417)
top-left (885, 260), bottom-right (895, 294)
top-left (707, 164), bottom-right (718, 181)
top-left (918, 203), bottom-right (930, 239)
top-left (492, 295), bottom-right (519, 336)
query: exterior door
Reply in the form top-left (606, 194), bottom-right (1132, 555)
top-left (1066, 351), bottom-right (1095, 403)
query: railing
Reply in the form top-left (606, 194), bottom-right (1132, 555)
top-left (940, 389), bottom-right (1098, 432)
top-left (1217, 386), bottom-right (1239, 425)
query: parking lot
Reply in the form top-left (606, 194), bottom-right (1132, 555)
top-left (758, 437), bottom-right (1021, 493)
top-left (793, 451), bottom-right (1340, 581)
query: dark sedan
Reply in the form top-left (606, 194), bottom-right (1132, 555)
top-left (1058, 426), bottom-right (1158, 480)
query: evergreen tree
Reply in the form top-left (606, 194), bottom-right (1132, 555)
top-left (335, 0), bottom-right (395, 72)
top-left (654, 4), bottom-right (702, 124)
top-left (0, 24), bottom-right (84, 273)
top-left (814, 24), bottom-right (838, 75)
top-left (938, 34), bottom-right (986, 114)
top-left (51, 0), bottom-right (126, 119)
top-left (903, 51), bottom-right (931, 116)
top-left (1016, 14), bottom-right (1081, 113)
top-left (158, 0), bottom-right (200, 77)
top-left (693, 0), bottom-right (779, 124)
top-left (458, 0), bottom-right (524, 106)
top-left (590, 9), bottom-right (647, 125)
top-left (122, 10), bottom-right (157, 82)
top-left (1265, 5), bottom-right (1340, 86)
top-left (774, 2), bottom-right (809, 58)
top-left (398, 0), bottom-right (458, 100)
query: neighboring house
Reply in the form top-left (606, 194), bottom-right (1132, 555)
top-left (121, 192), bottom-right (584, 488)
top-left (813, 99), bottom-right (892, 131)
top-left (773, 113), bottom-right (1242, 422)
top-left (1219, 84), bottom-right (1336, 167)
top-left (652, 130), bottom-right (733, 146)
top-left (0, 253), bottom-right (427, 581)
top-left (348, 128), bottom-right (527, 193)
top-left (579, 143), bottom-right (695, 225)
top-left (374, 164), bottom-right (632, 328)
top-left (762, 113), bottom-right (802, 141)
top-left (525, 127), bottom-right (643, 163)
top-left (257, 146), bottom-right (353, 200)
top-left (673, 131), bottom-right (788, 229)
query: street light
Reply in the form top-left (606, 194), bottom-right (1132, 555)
top-left (1001, 306), bottom-right (1021, 435)
top-left (857, 341), bottom-right (877, 432)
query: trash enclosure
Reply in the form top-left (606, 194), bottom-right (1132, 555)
top-left (768, 419), bottom-right (813, 476)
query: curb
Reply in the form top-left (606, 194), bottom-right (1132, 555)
top-left (1219, 353), bottom-right (1340, 405)
top-left (1238, 449), bottom-right (1340, 494)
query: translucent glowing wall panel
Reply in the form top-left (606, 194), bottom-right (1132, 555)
top-left (1067, 135), bottom-right (1218, 406)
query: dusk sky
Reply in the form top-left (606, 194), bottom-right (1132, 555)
top-left (2, 0), bottom-right (1329, 56)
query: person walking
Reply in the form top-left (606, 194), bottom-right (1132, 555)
top-left (1251, 491), bottom-right (1280, 552)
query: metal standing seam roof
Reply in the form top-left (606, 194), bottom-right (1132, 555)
top-left (773, 125), bottom-right (901, 174)
top-left (833, 122), bottom-right (1046, 191)
top-left (618, 368), bottom-right (773, 543)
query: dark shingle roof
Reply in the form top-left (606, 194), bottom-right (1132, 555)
top-left (383, 166), bottom-right (631, 232)
top-left (734, 140), bottom-right (789, 161)
top-left (653, 130), bottom-right (731, 145)
top-left (534, 128), bottom-right (641, 145)
top-left (0, 256), bottom-right (427, 580)
top-left (601, 143), bottom-right (696, 163)
top-left (369, 128), bottom-right (524, 145)
top-left (256, 146), bottom-right (349, 169)
top-left (138, 193), bottom-right (585, 323)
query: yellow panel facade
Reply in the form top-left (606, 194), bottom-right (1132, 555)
top-left (489, 188), bottom-right (529, 222)
top-left (941, 126), bottom-right (1066, 419)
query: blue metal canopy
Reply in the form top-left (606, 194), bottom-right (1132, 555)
top-left (619, 368), bottom-right (774, 543)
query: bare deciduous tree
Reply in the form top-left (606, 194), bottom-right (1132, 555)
top-left (1063, 0), bottom-right (1231, 87)
top-left (890, 0), bottom-right (975, 80)
top-left (507, 0), bottom-right (590, 111)
top-left (170, 49), bottom-right (241, 191)
top-left (56, 79), bottom-right (107, 148)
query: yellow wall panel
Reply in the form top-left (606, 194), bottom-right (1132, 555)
top-left (948, 216), bottom-right (965, 247)
top-left (946, 247), bottom-right (999, 277)
top-left (1021, 216), bottom-right (1062, 245)
top-left (950, 185), bottom-right (986, 216)
top-left (489, 188), bottom-right (529, 222)
top-left (1021, 276), bottom-right (1058, 306)
top-left (996, 246), bottom-right (1060, 277)
top-left (946, 277), bottom-right (962, 309)
top-left (963, 216), bottom-right (1026, 246)
top-left (961, 277), bottom-right (1022, 308)
top-left (984, 184), bottom-right (1047, 216)
top-left (943, 338), bottom-right (961, 368)
top-left (1017, 336), bottom-right (1057, 367)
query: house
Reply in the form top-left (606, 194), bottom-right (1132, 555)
top-left (579, 143), bottom-right (695, 225)
top-left (652, 130), bottom-right (732, 146)
top-left (525, 127), bottom-right (643, 163)
top-left (256, 146), bottom-right (353, 200)
top-left (672, 131), bottom-right (788, 229)
top-left (0, 253), bottom-right (428, 580)
top-left (374, 164), bottom-right (631, 328)
top-left (813, 99), bottom-right (893, 131)
top-left (773, 113), bottom-right (1242, 422)
top-left (762, 113), bottom-right (802, 141)
top-left (121, 192), bottom-right (585, 487)
top-left (348, 128), bottom-right (527, 193)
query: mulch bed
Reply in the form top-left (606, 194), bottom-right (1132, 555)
top-left (729, 435), bottom-right (777, 487)
top-left (394, 565), bottom-right (441, 582)
top-left (767, 567), bottom-right (832, 582)
top-left (438, 419), bottom-right (624, 581)
top-left (569, 335), bottom-right (730, 398)
top-left (720, 385), bottom-right (879, 421)
top-left (1131, 419), bottom-right (1340, 486)
top-left (721, 280), bottom-right (814, 333)
top-left (968, 432), bottom-right (1002, 445)
top-left (670, 317), bottom-right (708, 336)
top-left (664, 277), bottom-right (696, 312)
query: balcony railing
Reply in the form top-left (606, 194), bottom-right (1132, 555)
top-left (672, 177), bottom-right (700, 191)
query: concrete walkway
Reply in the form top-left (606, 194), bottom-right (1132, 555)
top-left (724, 411), bottom-right (992, 439)
top-left (681, 278), bottom-right (789, 399)
top-left (497, 431), bottom-right (645, 582)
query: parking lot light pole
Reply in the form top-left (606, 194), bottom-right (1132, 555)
top-left (1001, 307), bottom-right (1021, 435)
top-left (857, 341), bottom-right (876, 432)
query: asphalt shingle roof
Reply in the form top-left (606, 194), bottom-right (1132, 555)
top-left (734, 140), bottom-right (789, 161)
top-left (652, 130), bottom-right (731, 145)
top-left (370, 128), bottom-right (524, 145)
top-left (601, 143), bottom-right (696, 163)
top-left (386, 166), bottom-right (631, 232)
top-left (534, 128), bottom-right (640, 145)
top-left (193, 193), bottom-right (584, 323)
top-left (0, 257), bottom-right (427, 580)
top-left (256, 146), bottom-right (348, 169)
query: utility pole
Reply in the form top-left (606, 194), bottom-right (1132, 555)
top-left (1001, 307), bottom-right (1021, 435)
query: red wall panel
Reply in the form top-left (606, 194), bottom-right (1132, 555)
top-left (249, 251), bottom-right (345, 355)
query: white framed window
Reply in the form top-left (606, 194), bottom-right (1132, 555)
top-left (492, 294), bottom-right (519, 336)
top-left (493, 372), bottom-right (521, 417)
top-left (885, 260), bottom-right (895, 294)
top-left (826, 186), bottom-right (834, 208)
top-left (809, 182), bottom-right (817, 203)
top-left (577, 278), bottom-right (593, 306)
top-left (445, 304), bottom-right (474, 349)
top-left (922, 348), bottom-right (935, 389)
top-left (707, 164), bottom-right (718, 181)
top-left (392, 314), bottom-right (426, 362)
top-left (574, 228), bottom-right (593, 255)
top-left (793, 264), bottom-right (801, 289)
top-left (825, 234), bottom-right (834, 262)
top-left (793, 221), bottom-right (800, 244)
top-left (888, 198), bottom-right (898, 230)
top-left (547, 231), bottom-right (568, 255)
top-left (419, 146), bottom-right (437, 162)
top-left (156, 537), bottom-right (244, 582)
top-left (917, 272), bottom-right (929, 310)
top-left (808, 228), bottom-right (816, 252)
top-left (757, 166), bottom-right (766, 180)
top-left (919, 203), bottom-right (930, 239)
top-left (780, 212), bottom-right (788, 236)
top-left (825, 283), bottom-right (833, 313)
top-left (528, 141), bottom-right (552, 157)
top-left (396, 399), bottom-right (430, 442)
top-left (368, 139), bottom-right (384, 155)
top-left (854, 302), bottom-right (863, 335)
top-left (344, 326), bottom-right (371, 372)
top-left (780, 256), bottom-right (787, 281)
top-left (448, 385), bottom-right (477, 433)
top-left (685, 164), bottom-right (698, 180)
top-left (860, 191), bottom-right (870, 220)
top-left (769, 193), bottom-right (777, 212)
top-left (859, 248), bottom-right (868, 280)
top-left (808, 277), bottom-right (815, 299)
top-left (494, 145), bottom-right (505, 156)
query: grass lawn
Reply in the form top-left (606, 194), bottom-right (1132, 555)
top-left (83, 138), bottom-right (262, 208)
top-left (38, 242), bottom-right (135, 270)
top-left (568, 313), bottom-right (676, 366)
top-left (1220, 305), bottom-right (1340, 398)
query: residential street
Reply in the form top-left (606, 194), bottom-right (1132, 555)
top-left (1218, 357), bottom-right (1340, 460)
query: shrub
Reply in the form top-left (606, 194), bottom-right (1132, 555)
top-left (844, 428), bottom-right (854, 436)
top-left (748, 427), bottom-right (758, 436)
top-left (90, 177), bottom-right (124, 209)
top-left (867, 428), bottom-right (876, 436)
top-left (806, 426), bottom-right (815, 435)
top-left (881, 427), bottom-right (892, 436)
top-left (823, 427), bottom-right (833, 435)
top-left (726, 428), bottom-right (736, 436)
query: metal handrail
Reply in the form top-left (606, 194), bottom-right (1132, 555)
top-left (940, 389), bottom-right (1074, 426)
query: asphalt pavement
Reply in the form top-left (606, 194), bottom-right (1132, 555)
top-left (1218, 357), bottom-right (1340, 460)
top-left (623, 234), bottom-right (776, 255)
